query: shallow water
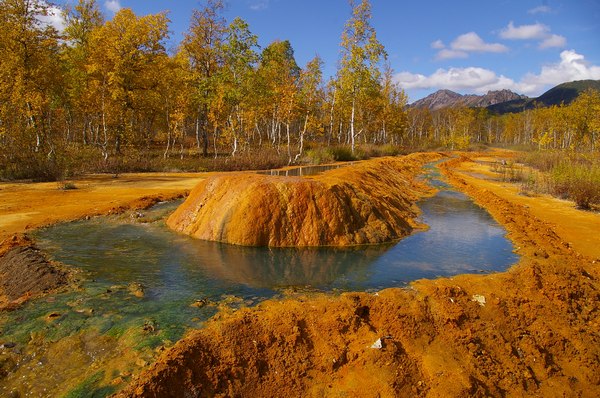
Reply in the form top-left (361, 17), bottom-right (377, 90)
top-left (256, 163), bottom-right (349, 176)
top-left (0, 163), bottom-right (518, 397)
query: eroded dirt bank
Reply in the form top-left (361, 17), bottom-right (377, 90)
top-left (0, 235), bottom-right (71, 310)
top-left (167, 153), bottom-right (442, 246)
top-left (116, 154), bottom-right (600, 397)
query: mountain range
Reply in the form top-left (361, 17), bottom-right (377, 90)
top-left (409, 80), bottom-right (600, 114)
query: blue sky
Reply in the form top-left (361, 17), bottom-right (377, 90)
top-left (47, 0), bottom-right (600, 102)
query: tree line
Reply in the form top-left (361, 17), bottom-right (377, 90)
top-left (406, 89), bottom-right (600, 152)
top-left (1, 0), bottom-right (408, 179)
top-left (1, 0), bottom-right (599, 180)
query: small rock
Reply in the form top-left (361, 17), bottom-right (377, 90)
top-left (130, 212), bottom-right (144, 219)
top-left (142, 319), bottom-right (157, 333)
top-left (370, 338), bottom-right (383, 349)
top-left (191, 298), bottom-right (209, 308)
top-left (111, 377), bottom-right (124, 386)
top-left (75, 308), bottom-right (94, 316)
top-left (128, 282), bottom-right (145, 298)
top-left (0, 342), bottom-right (16, 349)
top-left (471, 294), bottom-right (486, 307)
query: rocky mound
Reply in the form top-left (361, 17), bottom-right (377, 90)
top-left (167, 153), bottom-right (442, 247)
top-left (0, 235), bottom-right (69, 309)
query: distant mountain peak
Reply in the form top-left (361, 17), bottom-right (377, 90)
top-left (410, 89), bottom-right (527, 111)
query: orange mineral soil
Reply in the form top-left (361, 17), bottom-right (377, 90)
top-left (116, 152), bottom-right (600, 398)
top-left (0, 172), bottom-right (208, 243)
top-left (167, 153), bottom-right (443, 247)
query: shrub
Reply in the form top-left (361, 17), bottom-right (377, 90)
top-left (329, 145), bottom-right (356, 161)
top-left (516, 151), bottom-right (564, 172)
top-left (491, 161), bottom-right (526, 183)
top-left (551, 161), bottom-right (600, 209)
top-left (304, 148), bottom-right (334, 164)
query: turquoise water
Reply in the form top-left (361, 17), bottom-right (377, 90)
top-left (0, 163), bottom-right (518, 396)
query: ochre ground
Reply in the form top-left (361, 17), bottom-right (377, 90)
top-left (116, 151), bottom-right (600, 397)
top-left (0, 172), bottom-right (209, 242)
top-left (1, 150), bottom-right (599, 397)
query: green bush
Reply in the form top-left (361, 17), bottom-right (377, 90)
top-left (304, 148), bottom-right (334, 164)
top-left (329, 145), bottom-right (356, 161)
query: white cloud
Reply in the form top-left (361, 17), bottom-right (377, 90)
top-left (451, 32), bottom-right (508, 53)
top-left (431, 40), bottom-right (445, 50)
top-left (539, 34), bottom-right (567, 49)
top-left (396, 50), bottom-right (600, 97)
top-left (395, 67), bottom-right (515, 94)
top-left (522, 50), bottom-right (600, 87)
top-left (436, 49), bottom-right (468, 60)
top-left (499, 21), bottom-right (568, 51)
top-left (528, 5), bottom-right (552, 14)
top-left (105, 0), bottom-right (121, 13)
top-left (36, 4), bottom-right (66, 33)
top-left (433, 32), bottom-right (508, 60)
top-left (500, 21), bottom-right (549, 40)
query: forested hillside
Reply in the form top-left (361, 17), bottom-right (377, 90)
top-left (1, 0), bottom-right (599, 181)
top-left (487, 80), bottom-right (600, 114)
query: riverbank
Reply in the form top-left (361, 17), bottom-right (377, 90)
top-left (117, 150), bottom-right (600, 397)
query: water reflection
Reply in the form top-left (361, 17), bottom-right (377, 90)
top-left (183, 242), bottom-right (391, 288)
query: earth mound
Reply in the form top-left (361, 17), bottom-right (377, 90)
top-left (167, 153), bottom-right (442, 247)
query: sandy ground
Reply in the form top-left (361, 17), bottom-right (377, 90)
top-left (1, 151), bottom-right (599, 397)
top-left (0, 172), bottom-right (209, 242)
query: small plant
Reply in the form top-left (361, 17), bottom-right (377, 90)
top-left (491, 161), bottom-right (525, 183)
